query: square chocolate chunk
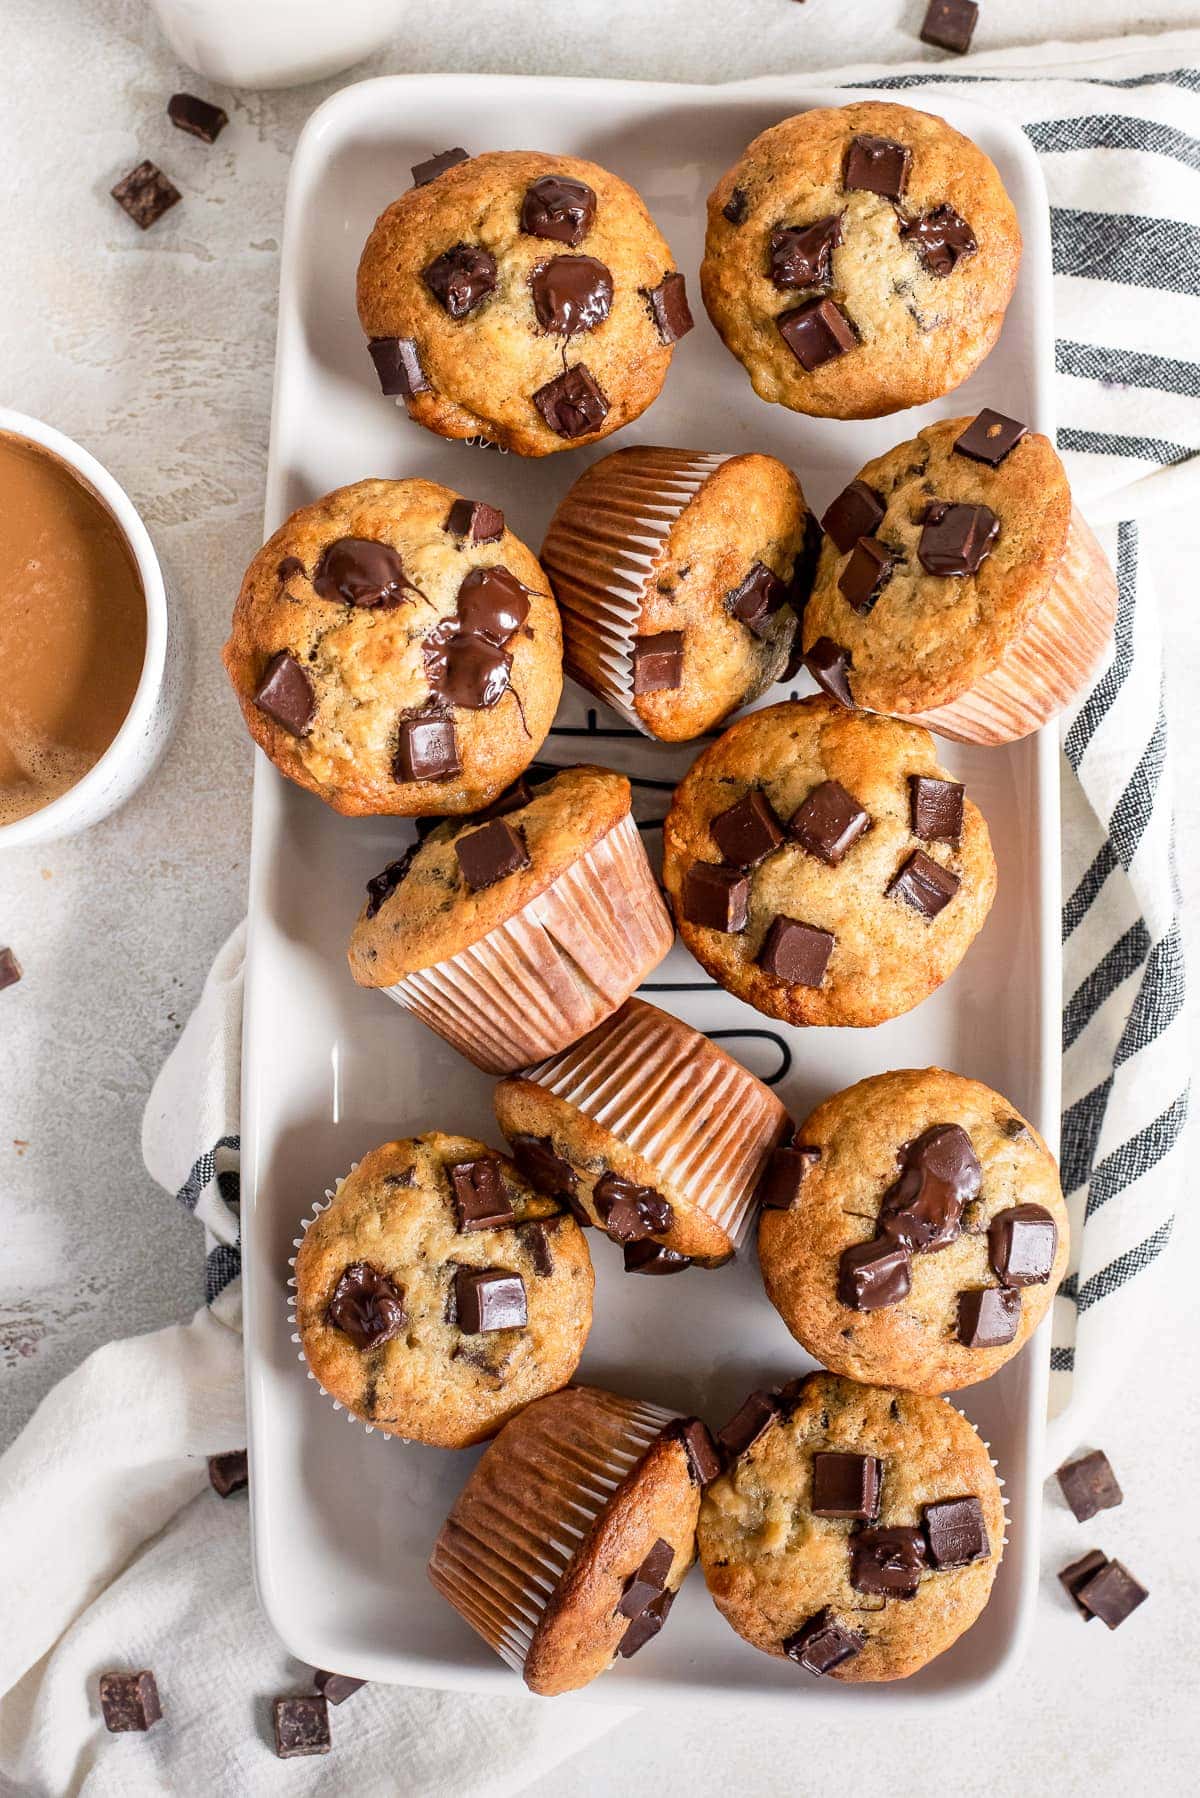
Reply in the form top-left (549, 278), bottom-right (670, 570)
top-left (617, 1586), bottom-right (675, 1657)
top-left (99, 1670), bottom-right (162, 1733)
top-left (1056, 1449), bottom-right (1124, 1522)
top-left (725, 561), bottom-right (789, 637)
top-left (111, 161), bottom-right (181, 229)
top-left (838, 1236), bottom-right (912, 1310)
top-left (956, 1285), bottom-right (1021, 1348)
top-left (368, 336), bottom-right (430, 398)
top-left (253, 651), bottom-right (315, 737)
top-left (953, 409), bottom-right (1026, 467)
top-left (887, 850), bottom-right (960, 919)
top-left (843, 134), bottom-right (911, 199)
top-left (717, 1390), bottom-right (779, 1461)
top-left (445, 498), bottom-right (504, 544)
top-left (838, 536), bottom-right (895, 616)
top-left (923, 1495), bottom-right (989, 1567)
top-left (1075, 1559), bottom-right (1148, 1630)
top-left (412, 147), bottom-right (469, 186)
top-left (0, 947), bottom-right (22, 991)
top-left (532, 364), bottom-right (609, 438)
top-left (757, 1143), bottom-right (820, 1211)
top-left (988, 1203), bottom-right (1057, 1287)
top-left (313, 1669), bottom-right (366, 1705)
top-left (783, 1610), bottom-right (864, 1676)
top-left (207, 1449), bottom-right (248, 1497)
top-left (454, 1267), bottom-right (528, 1333)
top-left (644, 272), bottom-right (694, 344)
top-left (394, 716), bottom-right (460, 783)
top-left (273, 1694), bottom-right (330, 1758)
top-left (805, 638), bottom-right (854, 708)
top-left (778, 297), bottom-right (858, 371)
top-left (789, 780), bottom-right (870, 867)
top-left (682, 862), bottom-right (750, 934)
top-left (1059, 1549), bottom-right (1111, 1619)
top-left (909, 775), bottom-right (964, 845)
top-left (167, 92), bottom-right (228, 143)
top-left (920, 0), bottom-right (979, 55)
top-left (757, 915), bottom-right (835, 987)
top-left (632, 631), bottom-right (684, 693)
top-left (616, 1537), bottom-right (674, 1618)
top-left (450, 1157), bottom-right (515, 1231)
top-left (821, 479), bottom-right (886, 554)
top-left (711, 790), bottom-right (783, 866)
top-left (812, 1452), bottom-right (882, 1520)
top-left (918, 501), bottom-right (999, 577)
top-left (454, 818), bottom-right (530, 891)
top-left (849, 1525), bottom-right (926, 1598)
top-left (672, 1417), bottom-right (723, 1487)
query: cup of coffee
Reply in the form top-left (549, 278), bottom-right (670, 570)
top-left (0, 409), bottom-right (181, 849)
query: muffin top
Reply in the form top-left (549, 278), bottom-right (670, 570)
top-left (661, 697), bottom-right (996, 1027)
top-left (357, 149), bottom-right (692, 456)
top-left (803, 414), bottom-right (1071, 715)
top-left (348, 764), bottom-right (632, 984)
top-left (292, 1133), bottom-right (593, 1448)
top-left (757, 1069), bottom-right (1068, 1394)
top-left (701, 102), bottom-right (1022, 419)
top-left (698, 1372), bottom-right (1004, 1681)
top-left (222, 477), bottom-right (562, 816)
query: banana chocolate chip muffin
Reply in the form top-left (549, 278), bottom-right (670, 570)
top-left (291, 1133), bottom-right (594, 1449)
top-left (698, 1372), bottom-right (1004, 1682)
top-left (429, 1385), bottom-right (721, 1693)
top-left (222, 478), bottom-right (562, 816)
top-left (803, 412), bottom-right (1117, 745)
top-left (357, 149), bottom-right (693, 456)
top-left (540, 447), bottom-right (819, 741)
top-left (701, 101), bottom-right (1021, 419)
top-left (661, 696), bottom-right (996, 1028)
top-left (757, 1069), bottom-right (1068, 1394)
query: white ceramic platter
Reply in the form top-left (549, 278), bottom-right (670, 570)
top-left (242, 74), bottom-right (1059, 1707)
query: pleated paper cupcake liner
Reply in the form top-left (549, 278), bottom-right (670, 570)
top-left (382, 811), bottom-right (673, 1074)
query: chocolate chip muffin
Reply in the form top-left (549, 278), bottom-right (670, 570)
top-left (701, 102), bottom-right (1021, 420)
top-left (357, 149), bottom-right (693, 456)
top-left (540, 447), bottom-right (818, 741)
top-left (348, 765), bottom-right (673, 1073)
top-left (290, 1133), bottom-right (593, 1448)
top-left (698, 1372), bottom-right (1004, 1681)
top-left (494, 997), bottom-right (790, 1268)
top-left (222, 478), bottom-right (562, 816)
top-left (802, 412), bottom-right (1117, 744)
top-left (660, 696), bottom-right (996, 1028)
top-left (757, 1069), bottom-right (1068, 1394)
top-left (429, 1385), bottom-right (721, 1693)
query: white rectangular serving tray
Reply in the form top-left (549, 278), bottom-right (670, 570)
top-left (243, 73), bottom-right (1060, 1708)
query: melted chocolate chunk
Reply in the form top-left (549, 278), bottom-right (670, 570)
top-left (757, 1142), bottom-right (820, 1211)
top-left (616, 1538), bottom-right (674, 1619)
top-left (920, 0), bottom-right (979, 55)
top-left (821, 479), bottom-right (886, 555)
top-left (805, 637), bottom-right (855, 707)
top-left (313, 538), bottom-right (411, 608)
top-left (877, 1124), bottom-right (981, 1254)
top-left (909, 775), bottom-right (964, 844)
top-left (457, 565), bottom-right (530, 642)
top-left (253, 651), bottom-right (315, 737)
top-left (922, 1496), bottom-right (989, 1568)
top-left (532, 254), bottom-right (613, 336)
top-left (843, 134), bottom-right (911, 199)
top-left (711, 790), bottom-right (783, 866)
top-left (717, 1391), bottom-right (779, 1461)
top-left (617, 1586), bottom-right (675, 1657)
top-left (789, 780), bottom-right (870, 867)
top-left (454, 818), bottom-right (531, 890)
top-left (393, 715), bottom-right (460, 783)
top-left (450, 1157), bottom-right (515, 1231)
top-left (445, 498), bottom-right (504, 544)
top-left (632, 631), bottom-right (684, 693)
top-left (110, 161), bottom-right (180, 229)
top-left (956, 1285), bottom-right (1021, 1348)
top-left (988, 1203), bottom-right (1057, 1287)
top-left (312, 1670), bottom-right (366, 1706)
top-left (1059, 1548), bottom-right (1111, 1619)
top-left (953, 409), bottom-right (1026, 467)
top-left (509, 1134), bottom-right (578, 1201)
top-left (1056, 1449), bottom-right (1124, 1522)
top-left (839, 536), bottom-right (895, 615)
top-left (364, 843), bottom-right (419, 919)
top-left (901, 204), bottom-right (978, 277)
top-left (520, 175), bottom-right (597, 246)
top-left (278, 555), bottom-right (305, 583)
top-left (783, 1611), bottom-right (864, 1676)
top-left (812, 1452), bottom-right (882, 1520)
top-left (273, 1695), bottom-right (330, 1759)
top-left (850, 1525), bottom-right (926, 1598)
top-left (207, 1450), bottom-right (249, 1497)
top-left (769, 213), bottom-right (844, 290)
top-left (839, 1235), bottom-right (913, 1310)
top-left (757, 915), bottom-right (835, 987)
top-left (918, 501), bottom-right (999, 576)
top-left (454, 1267), bottom-right (527, 1334)
top-left (424, 565), bottom-right (529, 711)
top-left (412, 147), bottom-right (469, 187)
top-left (594, 1172), bottom-right (672, 1244)
top-left (1074, 1559), bottom-right (1148, 1630)
top-left (723, 186), bottom-right (749, 225)
top-left (167, 92), bottom-right (228, 143)
top-left (887, 850), bottom-right (960, 918)
top-left (532, 364), bottom-right (609, 438)
top-left (99, 1671), bottom-right (162, 1733)
top-left (368, 336), bottom-right (430, 397)
top-left (643, 272), bottom-right (694, 344)
top-left (725, 561), bottom-right (789, 637)
top-left (671, 1417), bottom-right (723, 1486)
top-left (778, 297), bottom-right (858, 371)
top-left (682, 862), bottom-right (751, 933)
top-left (423, 242), bottom-right (498, 319)
top-left (326, 1262), bottom-right (407, 1350)
top-left (0, 947), bottom-right (21, 991)
top-left (623, 1240), bottom-right (693, 1275)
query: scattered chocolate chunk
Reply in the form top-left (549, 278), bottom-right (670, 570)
top-left (805, 637), bottom-right (854, 707)
top-left (327, 1262), bottom-right (407, 1350)
top-left (474, 775), bottom-right (535, 823)
top-left (878, 1124), bottom-right (980, 1254)
top-left (532, 364), bottom-right (609, 438)
top-left (956, 1285), bottom-right (1021, 1348)
top-left (672, 1417), bottom-right (723, 1486)
top-left (1056, 1449), bottom-right (1124, 1522)
top-left (207, 1449), bottom-right (248, 1497)
top-left (920, 0), bottom-right (979, 55)
top-left (533, 254), bottom-right (614, 336)
top-left (450, 1158), bottom-right (515, 1231)
top-left (617, 1538), bottom-right (674, 1618)
top-left (725, 562), bottom-right (789, 637)
top-left (757, 915), bottom-right (835, 987)
top-left (393, 715), bottom-right (460, 784)
top-left (887, 850), bottom-right (960, 919)
top-left (594, 1172), bottom-right (672, 1244)
top-left (509, 1134), bottom-right (578, 1201)
top-left (313, 1670), bottom-right (365, 1705)
top-left (918, 501), bottom-right (999, 577)
top-left (821, 479), bottom-right (886, 554)
top-left (168, 92), bottom-right (228, 143)
top-left (909, 775), bottom-right (964, 844)
top-left (110, 161), bottom-right (180, 229)
top-left (445, 497), bottom-right (504, 544)
top-left (412, 147), bottom-right (469, 186)
top-left (520, 1221), bottom-right (555, 1277)
top-left (812, 1452), bottom-right (882, 1520)
top-left (273, 1695), bottom-right (330, 1759)
top-left (757, 1143), bottom-right (820, 1211)
top-left (839, 536), bottom-right (895, 615)
top-left (520, 175), bottom-right (597, 246)
top-left (632, 631), bottom-right (684, 693)
top-left (644, 271), bottom-right (694, 344)
top-left (623, 1240), bottom-right (692, 1275)
top-left (988, 1203), bottom-right (1057, 1287)
top-left (423, 242), bottom-right (499, 319)
top-left (789, 780), bottom-right (870, 867)
top-left (99, 1671), bottom-right (162, 1733)
top-left (953, 408), bottom-right (1026, 467)
top-left (454, 1267), bottom-right (528, 1334)
top-left (722, 186), bottom-right (749, 225)
top-left (1059, 1549), bottom-right (1111, 1619)
top-left (1075, 1559), bottom-right (1148, 1630)
top-left (712, 790), bottom-right (783, 867)
top-left (778, 296), bottom-right (858, 371)
top-left (769, 213), bottom-right (844, 290)
top-left (0, 947), bottom-right (23, 991)
top-left (314, 537), bottom-right (410, 608)
top-left (901, 204), bottom-right (978, 277)
top-left (922, 1496), bottom-right (989, 1567)
top-left (368, 336), bottom-right (430, 397)
top-left (364, 843), bottom-right (419, 919)
top-left (617, 1586), bottom-right (675, 1657)
top-left (278, 555), bottom-right (305, 583)
top-left (454, 818), bottom-right (531, 891)
top-left (783, 1610), bottom-right (864, 1676)
top-left (682, 862), bottom-right (751, 934)
top-left (839, 1236), bottom-right (912, 1310)
top-left (717, 1390), bottom-right (779, 1461)
top-left (843, 134), bottom-right (911, 199)
top-left (253, 651), bottom-right (315, 737)
top-left (850, 1525), bottom-right (926, 1598)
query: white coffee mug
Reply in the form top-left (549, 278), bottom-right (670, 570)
top-left (144, 0), bottom-right (403, 88)
top-left (0, 409), bottom-right (182, 851)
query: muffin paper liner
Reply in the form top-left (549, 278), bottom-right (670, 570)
top-left (381, 811), bottom-right (673, 1074)
top-left (907, 506), bottom-right (1118, 746)
top-left (520, 997), bottom-right (790, 1249)
top-left (428, 1387), bottom-right (680, 1675)
top-left (541, 448), bottom-right (730, 733)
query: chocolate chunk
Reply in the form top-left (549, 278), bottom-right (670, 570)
top-left (623, 1240), bottom-right (693, 1275)
top-left (110, 161), bottom-right (181, 229)
top-left (167, 92), bottom-right (228, 143)
top-left (887, 850), bottom-right (961, 919)
top-left (368, 336), bottom-right (430, 397)
top-left (725, 561), bottom-right (789, 638)
top-left (821, 479), bottom-right (886, 554)
top-left (423, 626), bottom-right (509, 711)
top-left (923, 1496), bottom-right (989, 1567)
top-left (717, 1391), bottom-right (779, 1461)
top-left (207, 1449), bottom-right (248, 1497)
top-left (454, 1267), bottom-right (528, 1334)
top-left (956, 1285), bottom-right (1021, 1348)
top-left (473, 775), bottom-right (535, 824)
top-left (616, 1538), bottom-right (674, 1618)
top-left (1059, 1549), bottom-right (1111, 1619)
top-left (278, 555), bottom-right (305, 583)
top-left (594, 1172), bottom-right (672, 1244)
top-left (954, 409), bottom-right (1026, 467)
top-left (273, 1695), bottom-right (330, 1759)
top-left (532, 364), bottom-right (609, 438)
top-left (805, 637), bottom-right (854, 707)
top-left (682, 862), bottom-right (751, 934)
top-left (843, 134), bottom-right (911, 199)
top-left (643, 272), bottom-right (694, 344)
top-left (520, 175), bottom-right (597, 246)
top-left (364, 843), bottom-right (419, 919)
top-left (313, 1670), bottom-right (365, 1705)
top-left (920, 0), bottom-right (979, 54)
top-left (783, 1610), bottom-right (864, 1676)
top-left (812, 1452), bottom-right (882, 1520)
top-left (901, 204), bottom-right (978, 277)
top-left (769, 213), bottom-right (844, 290)
top-left (518, 1220), bottom-right (555, 1277)
top-left (253, 651), bottom-right (315, 737)
top-left (313, 537), bottom-right (410, 608)
top-left (757, 915), bottom-right (835, 987)
top-left (878, 1124), bottom-right (981, 1254)
top-left (918, 501), bottom-right (999, 577)
top-left (1056, 1449), bottom-right (1124, 1522)
top-left (632, 631), bottom-right (684, 693)
top-left (617, 1586), bottom-right (675, 1657)
top-left (509, 1134), bottom-right (578, 1201)
top-left (99, 1670), bottom-right (162, 1732)
top-left (327, 1262), bottom-right (407, 1350)
top-left (778, 297), bottom-right (858, 371)
top-left (672, 1417), bottom-right (723, 1487)
top-left (445, 498), bottom-right (504, 544)
top-left (757, 1143), bottom-right (820, 1211)
top-left (988, 1203), bottom-right (1057, 1287)
top-left (450, 1158), bottom-right (515, 1231)
top-left (838, 1236), bottom-right (912, 1310)
top-left (412, 147), bottom-right (469, 186)
top-left (850, 1525), bottom-right (926, 1598)
top-left (838, 536), bottom-right (895, 615)
top-left (789, 780), bottom-right (870, 867)
top-left (712, 790), bottom-right (783, 867)
top-left (423, 242), bottom-right (498, 319)
top-left (909, 775), bottom-right (964, 844)
top-left (394, 715), bottom-right (461, 783)
top-left (0, 947), bottom-right (22, 991)
top-left (532, 254), bottom-right (614, 336)
top-left (1075, 1559), bottom-right (1148, 1630)
top-left (454, 818), bottom-right (531, 891)
top-left (722, 187), bottom-right (749, 225)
